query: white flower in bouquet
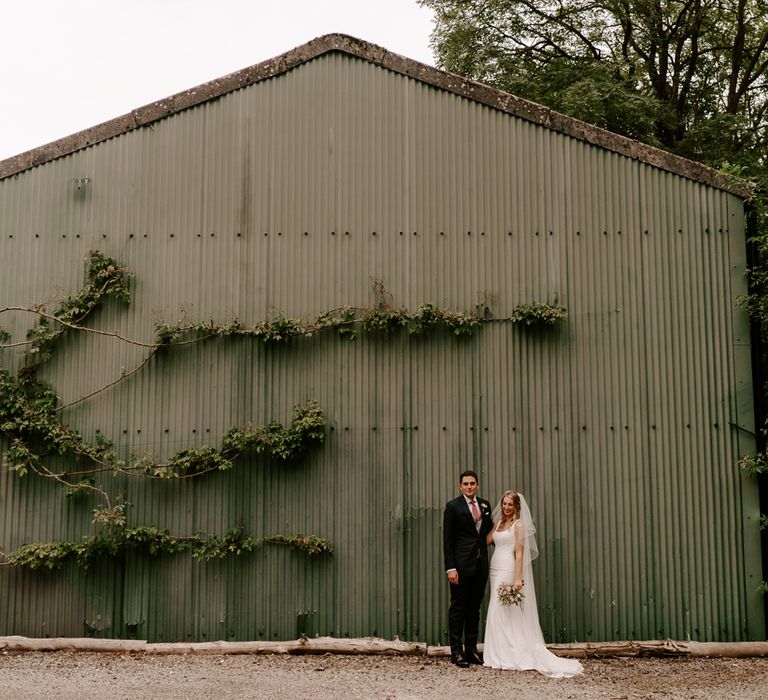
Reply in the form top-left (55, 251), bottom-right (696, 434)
top-left (497, 581), bottom-right (524, 606)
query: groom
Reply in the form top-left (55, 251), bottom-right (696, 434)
top-left (443, 470), bottom-right (493, 667)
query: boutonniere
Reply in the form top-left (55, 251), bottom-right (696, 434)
top-left (481, 504), bottom-right (490, 513)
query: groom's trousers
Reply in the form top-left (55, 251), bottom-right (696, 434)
top-left (448, 567), bottom-right (488, 655)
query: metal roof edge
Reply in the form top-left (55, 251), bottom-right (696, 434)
top-left (0, 32), bottom-right (750, 198)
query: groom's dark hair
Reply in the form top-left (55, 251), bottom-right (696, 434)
top-left (459, 470), bottom-right (479, 482)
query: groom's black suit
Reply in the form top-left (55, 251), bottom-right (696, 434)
top-left (443, 494), bottom-right (493, 659)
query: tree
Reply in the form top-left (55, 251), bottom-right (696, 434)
top-left (419, 1), bottom-right (768, 162)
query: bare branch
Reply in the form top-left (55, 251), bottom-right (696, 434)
top-left (0, 306), bottom-right (156, 348)
top-left (55, 349), bottom-right (159, 412)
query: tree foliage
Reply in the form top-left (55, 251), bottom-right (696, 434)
top-left (420, 1), bottom-right (768, 162)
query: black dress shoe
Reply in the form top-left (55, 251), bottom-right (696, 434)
top-left (450, 653), bottom-right (470, 668)
top-left (464, 651), bottom-right (483, 665)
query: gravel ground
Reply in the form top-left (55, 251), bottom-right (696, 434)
top-left (2, 652), bottom-right (768, 699)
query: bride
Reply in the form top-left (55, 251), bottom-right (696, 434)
top-left (482, 490), bottom-right (583, 677)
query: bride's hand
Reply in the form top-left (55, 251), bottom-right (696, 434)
top-left (514, 579), bottom-right (524, 590)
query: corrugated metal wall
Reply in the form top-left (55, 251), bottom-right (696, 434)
top-left (0, 52), bottom-right (762, 643)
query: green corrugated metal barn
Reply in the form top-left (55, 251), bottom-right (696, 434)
top-left (0, 34), bottom-right (763, 644)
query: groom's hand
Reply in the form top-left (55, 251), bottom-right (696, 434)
top-left (447, 570), bottom-right (459, 585)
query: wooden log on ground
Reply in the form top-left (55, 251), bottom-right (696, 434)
top-left (544, 640), bottom-right (768, 658)
top-left (290, 636), bottom-right (426, 655)
top-left (429, 639), bottom-right (768, 658)
top-left (545, 640), bottom-right (690, 658)
top-left (146, 636), bottom-right (427, 655)
top-left (427, 644), bottom-right (477, 657)
top-left (146, 640), bottom-right (310, 655)
top-left (0, 636), bottom-right (146, 653)
top-left (3, 635), bottom-right (767, 657)
top-left (688, 641), bottom-right (768, 658)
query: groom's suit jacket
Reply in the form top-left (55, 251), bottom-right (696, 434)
top-left (443, 495), bottom-right (493, 577)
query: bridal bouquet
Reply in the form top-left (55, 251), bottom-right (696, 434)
top-left (497, 582), bottom-right (524, 606)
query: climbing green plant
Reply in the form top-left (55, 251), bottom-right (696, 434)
top-left (509, 301), bottom-right (568, 327)
top-left (153, 283), bottom-right (493, 345)
top-left (2, 524), bottom-right (332, 572)
top-left (726, 165), bottom-right (768, 602)
top-left (0, 251), bottom-right (333, 571)
top-left (409, 303), bottom-right (481, 337)
top-left (0, 251), bottom-right (327, 497)
top-left (155, 277), bottom-right (591, 346)
top-left (190, 526), bottom-right (333, 561)
top-left (1, 373), bottom-right (326, 487)
top-left (132, 400), bottom-right (327, 478)
top-left (738, 446), bottom-right (768, 593)
top-left (738, 450), bottom-right (768, 477)
top-left (1, 251), bottom-right (572, 573)
top-left (21, 251), bottom-right (130, 376)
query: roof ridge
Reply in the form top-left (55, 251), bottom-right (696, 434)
top-left (0, 32), bottom-right (749, 197)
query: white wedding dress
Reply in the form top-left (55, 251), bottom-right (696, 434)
top-left (483, 525), bottom-right (583, 677)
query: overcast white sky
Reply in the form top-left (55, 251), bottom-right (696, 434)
top-left (0, 1), bottom-right (436, 161)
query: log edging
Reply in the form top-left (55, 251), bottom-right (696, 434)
top-left (2, 635), bottom-right (768, 657)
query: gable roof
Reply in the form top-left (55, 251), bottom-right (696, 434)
top-left (0, 33), bottom-right (748, 197)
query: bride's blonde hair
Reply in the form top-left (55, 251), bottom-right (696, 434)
top-left (497, 490), bottom-right (521, 529)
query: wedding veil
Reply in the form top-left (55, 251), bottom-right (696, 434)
top-left (485, 492), bottom-right (585, 676)
top-left (491, 491), bottom-right (539, 562)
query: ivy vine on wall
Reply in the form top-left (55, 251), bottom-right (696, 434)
top-left (6, 525), bottom-right (333, 572)
top-left (739, 450), bottom-right (768, 590)
top-left (152, 280), bottom-right (567, 346)
top-left (0, 250), bottom-right (568, 572)
top-left (0, 251), bottom-right (331, 571)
